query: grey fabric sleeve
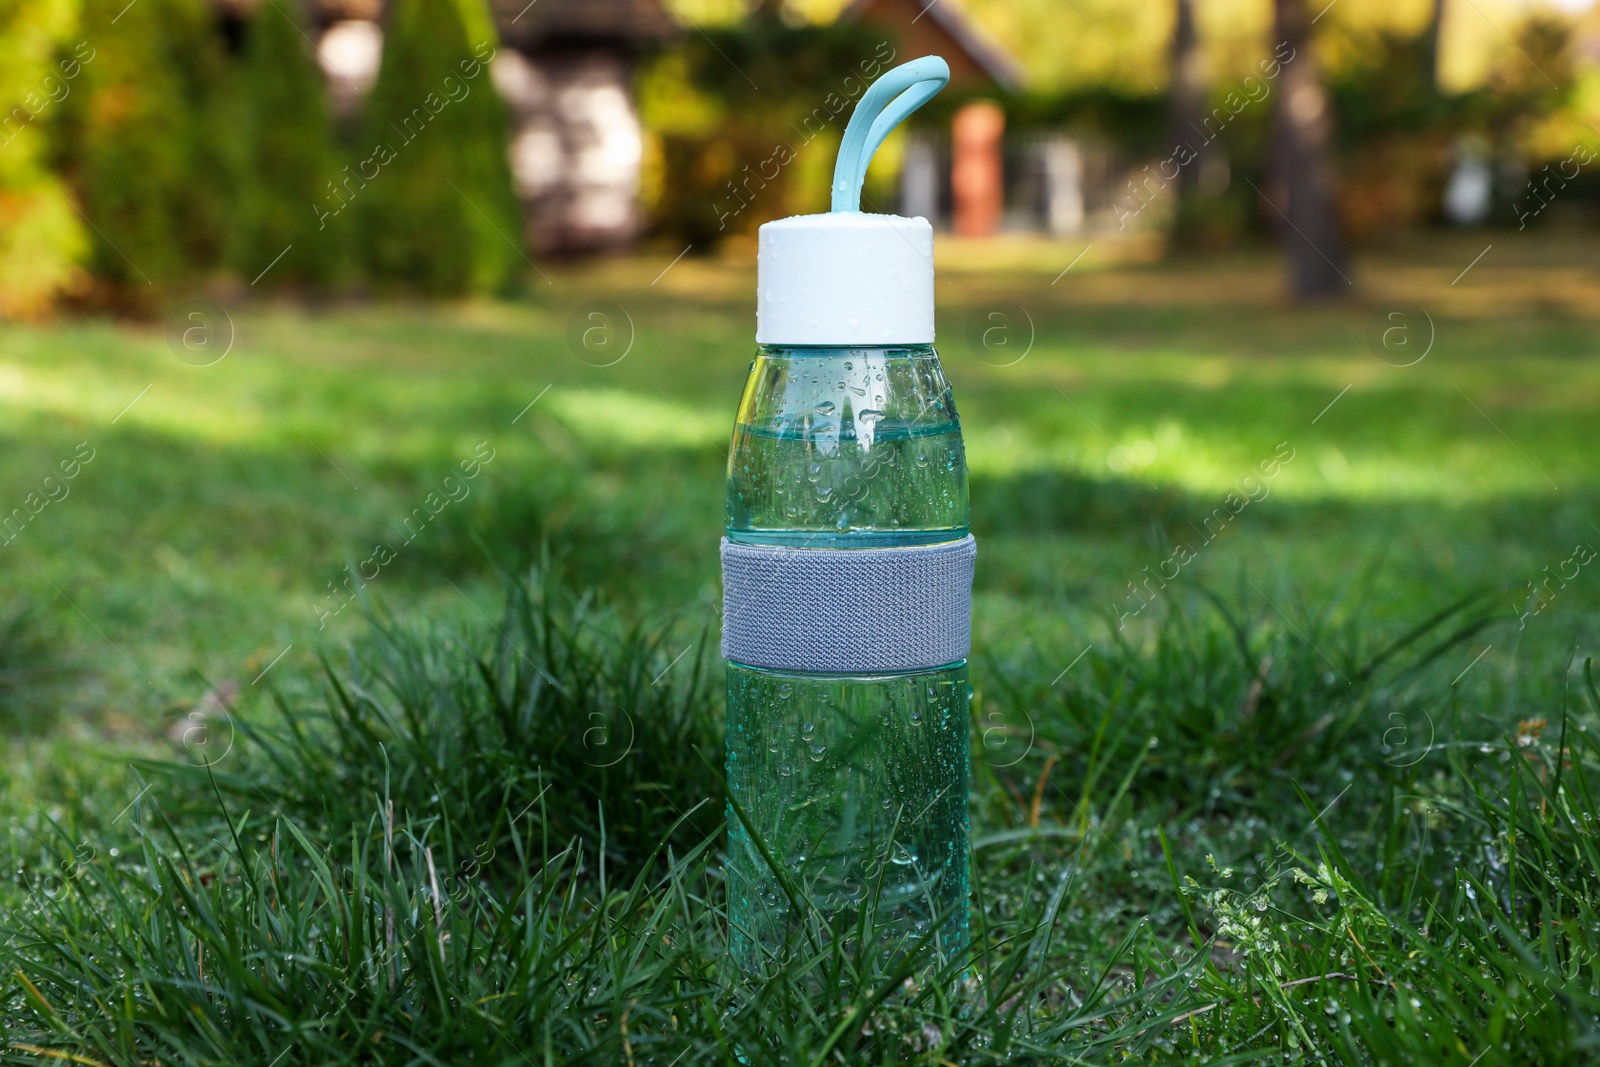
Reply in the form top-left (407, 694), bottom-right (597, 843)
top-left (720, 535), bottom-right (976, 674)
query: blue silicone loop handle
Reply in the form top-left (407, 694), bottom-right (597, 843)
top-left (831, 55), bottom-right (950, 214)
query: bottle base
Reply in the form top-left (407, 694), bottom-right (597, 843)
top-left (723, 660), bottom-right (971, 974)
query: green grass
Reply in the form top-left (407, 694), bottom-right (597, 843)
top-left (2, 569), bottom-right (1597, 1062)
top-left (0, 233), bottom-right (1595, 707)
top-left (0, 233), bottom-right (1598, 1060)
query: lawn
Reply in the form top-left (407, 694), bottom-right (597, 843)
top-left (0, 232), bottom-right (1598, 1062)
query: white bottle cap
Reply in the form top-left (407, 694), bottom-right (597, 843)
top-left (756, 212), bottom-right (934, 346)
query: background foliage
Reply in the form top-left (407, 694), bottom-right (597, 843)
top-left (0, 0), bottom-right (85, 318)
top-left (69, 0), bottom-right (230, 292)
top-left (1, 0), bottom-right (1596, 309)
top-left (357, 0), bottom-right (521, 295)
top-left (227, 0), bottom-right (341, 289)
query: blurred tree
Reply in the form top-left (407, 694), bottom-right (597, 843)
top-left (0, 0), bottom-right (86, 318)
top-left (1329, 29), bottom-right (1455, 238)
top-left (1486, 14), bottom-right (1573, 112)
top-left (357, 0), bottom-right (521, 295)
top-left (638, 8), bottom-right (894, 246)
top-left (1488, 15), bottom-right (1585, 226)
top-left (69, 0), bottom-right (230, 294)
top-left (1270, 0), bottom-right (1348, 299)
top-left (229, 0), bottom-right (341, 289)
top-left (963, 0), bottom-right (1168, 95)
top-left (1423, 0), bottom-right (1445, 89)
top-left (1166, 0), bottom-right (1204, 241)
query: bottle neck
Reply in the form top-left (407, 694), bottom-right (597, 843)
top-left (757, 343), bottom-right (937, 359)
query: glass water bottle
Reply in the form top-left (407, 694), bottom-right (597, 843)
top-left (723, 343), bottom-right (971, 970)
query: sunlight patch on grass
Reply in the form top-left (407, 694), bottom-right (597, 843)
top-left (0, 339), bottom-right (276, 448)
top-left (0, 344), bottom-right (1568, 512)
top-left (963, 419), bottom-right (1565, 504)
top-left (544, 387), bottom-right (725, 451)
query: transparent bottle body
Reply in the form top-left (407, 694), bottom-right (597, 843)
top-left (724, 344), bottom-right (971, 972)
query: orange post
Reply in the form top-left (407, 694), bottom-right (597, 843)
top-left (951, 101), bottom-right (1004, 237)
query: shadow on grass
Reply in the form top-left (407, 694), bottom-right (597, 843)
top-left (0, 602), bottom-right (74, 735)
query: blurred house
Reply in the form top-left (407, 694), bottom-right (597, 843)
top-left (843, 0), bottom-right (1020, 236)
top-left (844, 0), bottom-right (1105, 237)
top-left (842, 0), bottom-right (1023, 91)
top-left (310, 0), bottom-right (675, 254)
top-left (300, 0), bottom-right (1104, 249)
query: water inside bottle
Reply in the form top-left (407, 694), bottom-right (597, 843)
top-left (724, 346), bottom-right (971, 973)
top-left (724, 661), bottom-right (970, 970)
